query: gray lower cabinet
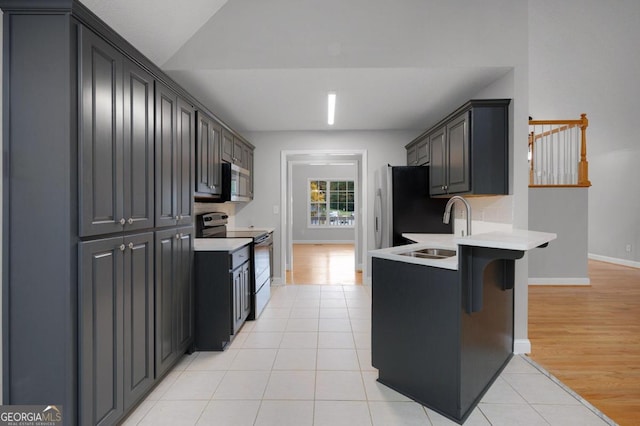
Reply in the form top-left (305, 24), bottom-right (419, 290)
top-left (155, 227), bottom-right (194, 377)
top-left (194, 244), bottom-right (251, 351)
top-left (79, 27), bottom-right (154, 237)
top-left (79, 232), bottom-right (154, 426)
top-left (155, 82), bottom-right (195, 228)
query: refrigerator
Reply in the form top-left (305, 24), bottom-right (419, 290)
top-left (374, 165), bottom-right (452, 248)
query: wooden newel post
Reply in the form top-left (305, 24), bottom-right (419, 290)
top-left (529, 131), bottom-right (535, 185)
top-left (578, 113), bottom-right (591, 186)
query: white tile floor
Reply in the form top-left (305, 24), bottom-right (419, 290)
top-left (121, 285), bottom-right (616, 426)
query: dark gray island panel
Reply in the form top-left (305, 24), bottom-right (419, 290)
top-left (372, 249), bottom-right (520, 423)
top-left (372, 259), bottom-right (460, 416)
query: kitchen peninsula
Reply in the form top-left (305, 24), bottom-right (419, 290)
top-left (369, 230), bottom-right (556, 423)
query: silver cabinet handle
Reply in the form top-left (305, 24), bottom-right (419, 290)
top-left (119, 244), bottom-right (126, 251)
top-left (127, 218), bottom-right (134, 225)
top-left (119, 218), bottom-right (126, 225)
top-left (175, 233), bottom-right (180, 240)
top-left (175, 215), bottom-right (179, 220)
top-left (128, 242), bottom-right (134, 249)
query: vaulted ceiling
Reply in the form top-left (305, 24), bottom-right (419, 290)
top-left (81, 0), bottom-right (521, 133)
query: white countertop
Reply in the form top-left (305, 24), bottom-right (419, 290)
top-left (194, 238), bottom-right (252, 252)
top-left (369, 234), bottom-right (459, 270)
top-left (370, 229), bottom-right (557, 271)
top-left (454, 229), bottom-right (557, 251)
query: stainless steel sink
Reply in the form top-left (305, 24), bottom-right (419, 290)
top-left (398, 248), bottom-right (456, 259)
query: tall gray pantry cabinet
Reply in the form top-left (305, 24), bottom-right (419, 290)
top-left (0, 1), bottom-right (213, 425)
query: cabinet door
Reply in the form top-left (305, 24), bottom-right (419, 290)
top-left (446, 112), bottom-right (471, 194)
top-left (233, 137), bottom-right (245, 166)
top-left (196, 113), bottom-right (222, 195)
top-left (429, 127), bottom-right (447, 195)
top-left (123, 60), bottom-right (154, 231)
top-left (221, 129), bottom-right (234, 163)
top-left (232, 267), bottom-right (243, 334)
top-left (79, 29), bottom-right (124, 237)
top-left (406, 144), bottom-right (417, 166)
top-left (242, 262), bottom-right (252, 322)
top-left (79, 236), bottom-right (125, 426)
top-left (176, 227), bottom-right (194, 352)
top-left (416, 138), bottom-right (430, 165)
top-left (177, 98), bottom-right (194, 225)
top-left (155, 228), bottom-right (178, 376)
top-left (155, 82), bottom-right (178, 228)
top-left (155, 227), bottom-right (193, 376)
top-left (123, 232), bottom-right (154, 408)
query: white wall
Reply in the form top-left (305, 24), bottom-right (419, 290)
top-left (233, 130), bottom-right (411, 282)
top-left (292, 163), bottom-right (356, 243)
top-left (529, 188), bottom-right (589, 284)
top-left (529, 0), bottom-right (640, 265)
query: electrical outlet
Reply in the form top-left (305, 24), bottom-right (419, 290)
top-left (626, 244), bottom-right (633, 253)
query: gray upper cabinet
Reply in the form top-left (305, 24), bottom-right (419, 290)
top-left (79, 232), bottom-right (154, 426)
top-left (155, 82), bottom-right (194, 227)
top-left (427, 99), bottom-right (510, 197)
top-left (79, 29), bottom-right (124, 237)
top-left (428, 127), bottom-right (447, 194)
top-left (79, 29), bottom-right (154, 237)
top-left (196, 112), bottom-right (222, 196)
top-left (221, 129), bottom-right (234, 163)
top-left (123, 61), bottom-right (155, 232)
top-left (406, 137), bottom-right (430, 166)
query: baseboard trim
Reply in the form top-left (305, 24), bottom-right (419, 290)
top-left (589, 253), bottom-right (640, 269)
top-left (513, 339), bottom-right (531, 354)
top-left (272, 277), bottom-right (284, 286)
top-left (528, 277), bottom-right (590, 286)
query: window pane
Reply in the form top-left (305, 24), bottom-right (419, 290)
top-left (347, 181), bottom-right (354, 190)
top-left (319, 181), bottom-right (326, 191)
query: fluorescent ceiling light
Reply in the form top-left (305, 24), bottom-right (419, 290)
top-left (327, 92), bottom-right (336, 125)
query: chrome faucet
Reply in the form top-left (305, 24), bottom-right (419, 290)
top-left (443, 195), bottom-right (472, 236)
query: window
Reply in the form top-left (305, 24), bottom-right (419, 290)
top-left (309, 179), bottom-right (355, 227)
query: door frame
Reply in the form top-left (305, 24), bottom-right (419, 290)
top-left (280, 149), bottom-right (368, 283)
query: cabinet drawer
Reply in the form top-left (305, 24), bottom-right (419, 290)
top-left (231, 245), bottom-right (250, 269)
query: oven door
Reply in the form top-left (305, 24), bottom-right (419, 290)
top-left (251, 232), bottom-right (273, 319)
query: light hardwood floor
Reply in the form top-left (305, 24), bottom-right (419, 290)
top-left (287, 243), bottom-right (362, 285)
top-left (529, 260), bottom-right (640, 426)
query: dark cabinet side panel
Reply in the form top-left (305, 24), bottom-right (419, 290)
top-left (79, 28), bottom-right (123, 236)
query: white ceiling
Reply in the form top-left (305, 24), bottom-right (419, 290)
top-left (80, 0), bottom-right (520, 133)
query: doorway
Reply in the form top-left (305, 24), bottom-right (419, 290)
top-left (288, 243), bottom-right (363, 285)
top-left (280, 150), bottom-right (368, 286)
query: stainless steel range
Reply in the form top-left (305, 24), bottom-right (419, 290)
top-left (196, 212), bottom-right (273, 319)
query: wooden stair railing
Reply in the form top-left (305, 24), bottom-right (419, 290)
top-left (528, 114), bottom-right (591, 187)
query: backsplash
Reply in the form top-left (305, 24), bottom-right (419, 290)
top-left (452, 195), bottom-right (514, 236)
top-left (194, 202), bottom-right (237, 227)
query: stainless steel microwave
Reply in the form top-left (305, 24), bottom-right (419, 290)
top-left (222, 162), bottom-right (251, 202)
